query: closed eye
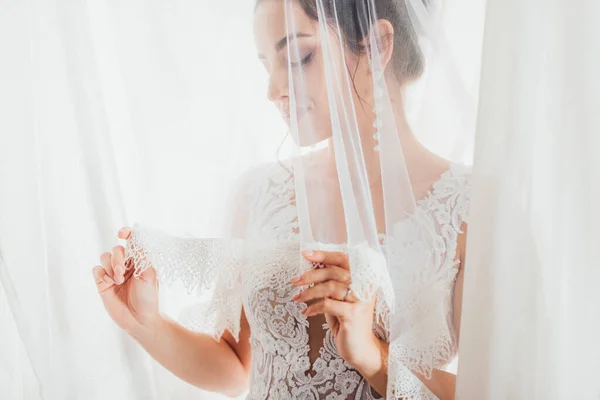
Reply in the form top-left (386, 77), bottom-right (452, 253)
top-left (290, 52), bottom-right (313, 68)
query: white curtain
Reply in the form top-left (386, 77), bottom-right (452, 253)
top-left (0, 0), bottom-right (281, 398)
top-left (457, 0), bottom-right (600, 398)
top-left (1, 0), bottom-right (599, 399)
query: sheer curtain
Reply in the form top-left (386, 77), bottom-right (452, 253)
top-left (0, 0), bottom-right (281, 398)
top-left (1, 0), bottom-right (599, 399)
top-left (457, 0), bottom-right (600, 398)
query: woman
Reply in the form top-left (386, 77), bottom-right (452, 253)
top-left (92, 0), bottom-right (471, 398)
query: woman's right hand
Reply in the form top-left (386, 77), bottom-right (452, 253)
top-left (92, 227), bottom-right (161, 334)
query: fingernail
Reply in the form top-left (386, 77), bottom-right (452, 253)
top-left (116, 264), bottom-right (124, 275)
top-left (291, 293), bottom-right (299, 301)
top-left (302, 250), bottom-right (313, 257)
top-left (114, 274), bottom-right (124, 284)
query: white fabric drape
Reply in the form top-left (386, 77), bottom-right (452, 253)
top-left (456, 0), bottom-right (600, 398)
top-left (0, 0), bottom-right (280, 398)
top-left (2, 0), bottom-right (599, 399)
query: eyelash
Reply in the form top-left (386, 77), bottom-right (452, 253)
top-left (290, 52), bottom-right (313, 67)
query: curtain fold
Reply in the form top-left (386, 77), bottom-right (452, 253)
top-left (0, 0), bottom-right (256, 398)
top-left (2, 0), bottom-right (598, 398)
top-left (457, 0), bottom-right (600, 398)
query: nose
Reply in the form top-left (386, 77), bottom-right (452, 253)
top-left (267, 68), bottom-right (289, 103)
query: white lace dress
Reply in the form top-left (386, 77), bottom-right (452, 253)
top-left (126, 162), bottom-right (471, 400)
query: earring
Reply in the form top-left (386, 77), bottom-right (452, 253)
top-left (372, 70), bottom-right (384, 152)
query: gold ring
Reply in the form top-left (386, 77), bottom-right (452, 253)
top-left (342, 287), bottom-right (352, 302)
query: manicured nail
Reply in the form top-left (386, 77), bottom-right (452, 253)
top-left (303, 250), bottom-right (313, 257)
top-left (114, 274), bottom-right (124, 284)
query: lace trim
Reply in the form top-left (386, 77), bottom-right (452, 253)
top-left (385, 163), bottom-right (471, 396)
top-left (388, 340), bottom-right (439, 399)
top-left (123, 162), bottom-right (472, 398)
top-left (125, 225), bottom-right (246, 291)
top-left (124, 224), bottom-right (246, 341)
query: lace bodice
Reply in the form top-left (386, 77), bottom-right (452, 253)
top-left (126, 162), bottom-right (471, 400)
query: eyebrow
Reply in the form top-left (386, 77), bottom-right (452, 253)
top-left (258, 32), bottom-right (312, 59)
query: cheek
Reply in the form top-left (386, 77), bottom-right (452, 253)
top-left (351, 71), bottom-right (376, 120)
top-left (310, 85), bottom-right (333, 137)
top-left (296, 47), bottom-right (369, 143)
top-left (294, 66), bottom-right (334, 140)
top-left (352, 68), bottom-right (373, 101)
top-left (310, 67), bottom-right (332, 127)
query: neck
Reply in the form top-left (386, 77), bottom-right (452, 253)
top-left (380, 108), bottom-right (448, 184)
top-left (312, 100), bottom-right (448, 188)
top-left (324, 107), bottom-right (445, 186)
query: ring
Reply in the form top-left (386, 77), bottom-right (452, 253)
top-left (342, 287), bottom-right (352, 302)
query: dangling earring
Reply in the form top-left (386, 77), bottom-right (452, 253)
top-left (372, 70), bottom-right (384, 152)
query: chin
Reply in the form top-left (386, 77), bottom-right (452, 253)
top-left (292, 114), bottom-right (332, 147)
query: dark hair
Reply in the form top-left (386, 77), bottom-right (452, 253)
top-left (257, 0), bottom-right (425, 82)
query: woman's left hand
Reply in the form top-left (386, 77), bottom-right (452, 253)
top-left (290, 250), bottom-right (383, 371)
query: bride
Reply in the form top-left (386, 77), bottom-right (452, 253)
top-left (92, 0), bottom-right (472, 399)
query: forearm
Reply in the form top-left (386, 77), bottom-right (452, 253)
top-left (355, 336), bottom-right (388, 397)
top-left (129, 316), bottom-right (248, 397)
top-left (355, 336), bottom-right (456, 399)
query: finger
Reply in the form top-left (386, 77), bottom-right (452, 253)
top-left (92, 265), bottom-right (115, 288)
top-left (112, 245), bottom-right (126, 284)
top-left (324, 313), bottom-right (338, 334)
top-left (302, 297), bottom-right (352, 319)
top-left (293, 280), bottom-right (349, 303)
top-left (303, 250), bottom-right (349, 270)
top-left (137, 266), bottom-right (157, 285)
top-left (122, 266), bottom-right (135, 284)
top-left (291, 265), bottom-right (351, 287)
top-left (117, 227), bottom-right (132, 240)
top-left (100, 252), bottom-right (115, 280)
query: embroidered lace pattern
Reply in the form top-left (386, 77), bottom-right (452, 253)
top-left (125, 162), bottom-right (471, 399)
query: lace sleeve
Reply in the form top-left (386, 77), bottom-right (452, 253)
top-left (124, 226), bottom-right (247, 341)
top-left (453, 165), bottom-right (472, 225)
top-left (386, 342), bottom-right (438, 400)
top-left (124, 168), bottom-right (259, 342)
top-left (384, 165), bottom-right (472, 399)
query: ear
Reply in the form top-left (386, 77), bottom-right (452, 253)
top-left (375, 19), bottom-right (395, 72)
top-left (363, 19), bottom-right (395, 73)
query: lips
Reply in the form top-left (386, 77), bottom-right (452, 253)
top-left (282, 105), bottom-right (309, 123)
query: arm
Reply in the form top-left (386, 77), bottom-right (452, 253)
top-left (94, 168), bottom-right (259, 396)
top-left (356, 338), bottom-right (456, 399)
top-left (356, 222), bottom-right (469, 399)
top-left (123, 170), bottom-right (257, 396)
top-left (128, 307), bottom-right (252, 398)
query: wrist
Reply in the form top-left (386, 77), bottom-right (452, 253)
top-left (127, 313), bottom-right (166, 343)
top-left (354, 334), bottom-right (387, 378)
